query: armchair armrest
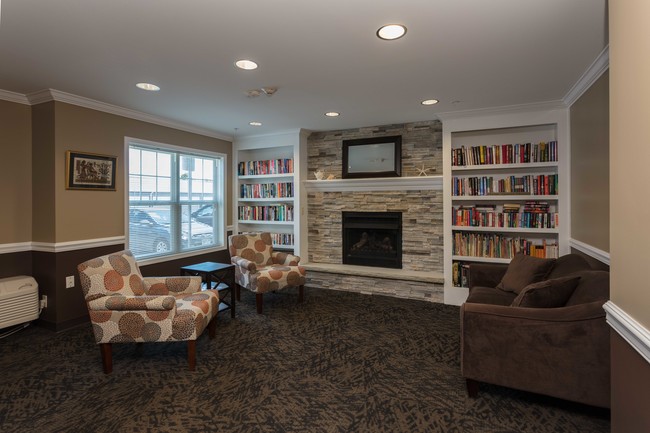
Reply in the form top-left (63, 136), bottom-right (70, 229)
top-left (88, 295), bottom-right (176, 311)
top-left (143, 276), bottom-right (202, 295)
top-left (468, 262), bottom-right (508, 290)
top-left (231, 255), bottom-right (257, 273)
top-left (272, 251), bottom-right (301, 265)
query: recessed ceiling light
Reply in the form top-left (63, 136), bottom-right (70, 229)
top-left (136, 82), bottom-right (160, 91)
top-left (421, 99), bottom-right (439, 106)
top-left (235, 59), bottom-right (258, 70)
top-left (249, 121), bottom-right (262, 126)
top-left (377, 24), bottom-right (407, 41)
top-left (325, 112), bottom-right (340, 117)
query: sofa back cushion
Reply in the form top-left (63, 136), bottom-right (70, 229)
top-left (565, 270), bottom-right (610, 306)
top-left (546, 253), bottom-right (592, 280)
top-left (496, 254), bottom-right (556, 294)
top-left (511, 276), bottom-right (581, 308)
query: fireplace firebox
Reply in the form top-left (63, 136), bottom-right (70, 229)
top-left (342, 211), bottom-right (402, 269)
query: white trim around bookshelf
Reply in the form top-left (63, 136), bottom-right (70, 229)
top-left (569, 238), bottom-right (610, 265)
top-left (604, 301), bottom-right (650, 365)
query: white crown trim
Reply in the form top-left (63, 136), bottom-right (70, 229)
top-left (21, 89), bottom-right (233, 142)
top-left (31, 236), bottom-right (125, 253)
top-left (569, 238), bottom-right (610, 265)
top-left (604, 301), bottom-right (650, 365)
top-left (563, 46), bottom-right (610, 107)
top-left (304, 175), bottom-right (443, 192)
top-left (436, 100), bottom-right (567, 122)
top-left (0, 89), bottom-right (30, 105)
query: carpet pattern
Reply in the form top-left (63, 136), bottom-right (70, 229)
top-left (0, 288), bottom-right (609, 433)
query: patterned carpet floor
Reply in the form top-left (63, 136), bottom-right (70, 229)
top-left (0, 287), bottom-right (609, 433)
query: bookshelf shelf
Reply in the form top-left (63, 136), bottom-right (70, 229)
top-left (452, 226), bottom-right (559, 234)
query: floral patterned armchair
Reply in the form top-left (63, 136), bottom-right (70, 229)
top-left (77, 250), bottom-right (219, 373)
top-left (228, 232), bottom-right (306, 314)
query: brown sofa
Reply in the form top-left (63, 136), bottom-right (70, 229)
top-left (460, 253), bottom-right (610, 408)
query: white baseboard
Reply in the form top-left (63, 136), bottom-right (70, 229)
top-left (604, 301), bottom-right (650, 365)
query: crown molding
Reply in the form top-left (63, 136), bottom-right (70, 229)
top-left (436, 100), bottom-right (567, 122)
top-left (563, 46), bottom-right (609, 107)
top-left (0, 89), bottom-right (30, 105)
top-left (14, 88), bottom-right (233, 142)
top-left (604, 301), bottom-right (650, 365)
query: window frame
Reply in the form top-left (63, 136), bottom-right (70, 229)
top-left (125, 137), bottom-right (227, 265)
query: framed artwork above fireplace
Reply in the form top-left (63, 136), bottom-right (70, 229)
top-left (342, 135), bottom-right (401, 178)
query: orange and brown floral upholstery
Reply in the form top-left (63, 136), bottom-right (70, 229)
top-left (77, 249), bottom-right (219, 373)
top-left (228, 232), bottom-right (306, 314)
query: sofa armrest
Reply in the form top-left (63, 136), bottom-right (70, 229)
top-left (272, 251), bottom-right (301, 265)
top-left (468, 263), bottom-right (508, 290)
top-left (231, 255), bottom-right (257, 273)
top-left (460, 300), bottom-right (610, 407)
top-left (88, 295), bottom-right (176, 311)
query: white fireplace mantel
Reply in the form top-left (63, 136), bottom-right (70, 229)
top-left (303, 175), bottom-right (443, 193)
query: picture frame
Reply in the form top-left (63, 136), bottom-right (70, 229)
top-left (342, 135), bottom-right (402, 179)
top-left (65, 151), bottom-right (117, 190)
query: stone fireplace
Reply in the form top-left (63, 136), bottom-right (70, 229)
top-left (342, 211), bottom-right (402, 269)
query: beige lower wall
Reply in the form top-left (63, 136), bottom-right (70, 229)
top-left (0, 100), bottom-right (32, 244)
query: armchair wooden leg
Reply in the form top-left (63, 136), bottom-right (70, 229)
top-left (208, 316), bottom-right (217, 339)
top-left (100, 343), bottom-right (113, 374)
top-left (298, 285), bottom-right (304, 303)
top-left (256, 293), bottom-right (263, 314)
top-left (466, 378), bottom-right (479, 398)
top-left (188, 340), bottom-right (196, 371)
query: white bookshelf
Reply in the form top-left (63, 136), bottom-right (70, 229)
top-left (440, 108), bottom-right (570, 305)
top-left (233, 130), bottom-right (309, 257)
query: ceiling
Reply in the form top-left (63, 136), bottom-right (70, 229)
top-left (0, 0), bottom-right (608, 140)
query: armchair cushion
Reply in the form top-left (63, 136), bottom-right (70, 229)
top-left (496, 253), bottom-right (555, 294)
top-left (143, 276), bottom-right (202, 296)
top-left (511, 276), bottom-right (581, 308)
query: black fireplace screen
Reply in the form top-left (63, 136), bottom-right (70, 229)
top-left (342, 211), bottom-right (402, 269)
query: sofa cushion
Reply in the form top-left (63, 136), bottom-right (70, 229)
top-left (511, 276), bottom-right (581, 308)
top-left (496, 254), bottom-right (556, 294)
top-left (545, 254), bottom-right (591, 280)
top-left (466, 286), bottom-right (518, 306)
top-left (565, 270), bottom-right (610, 306)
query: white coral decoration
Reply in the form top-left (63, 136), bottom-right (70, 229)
top-left (314, 170), bottom-right (325, 180)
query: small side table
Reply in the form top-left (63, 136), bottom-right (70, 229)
top-left (180, 262), bottom-right (236, 318)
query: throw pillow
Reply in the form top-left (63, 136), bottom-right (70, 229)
top-left (511, 276), bottom-right (581, 308)
top-left (496, 253), bottom-right (556, 294)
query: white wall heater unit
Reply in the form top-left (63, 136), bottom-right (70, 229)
top-left (0, 276), bottom-right (39, 329)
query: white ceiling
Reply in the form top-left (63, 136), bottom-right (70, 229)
top-left (0, 0), bottom-right (608, 139)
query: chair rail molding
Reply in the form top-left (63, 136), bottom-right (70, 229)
top-left (31, 236), bottom-right (126, 253)
top-left (569, 238), bottom-right (610, 265)
top-left (604, 301), bottom-right (650, 365)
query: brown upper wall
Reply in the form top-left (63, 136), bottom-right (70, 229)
top-left (570, 71), bottom-right (609, 252)
top-left (34, 101), bottom-right (232, 243)
top-left (0, 100), bottom-right (32, 244)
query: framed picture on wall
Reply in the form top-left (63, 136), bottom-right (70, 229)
top-left (65, 151), bottom-right (117, 190)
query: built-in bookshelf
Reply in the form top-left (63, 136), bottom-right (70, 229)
top-left (441, 113), bottom-right (569, 305)
top-left (234, 131), bottom-right (308, 256)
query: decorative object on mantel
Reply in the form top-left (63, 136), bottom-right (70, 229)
top-left (342, 135), bottom-right (402, 179)
top-left (326, 174), bottom-right (335, 180)
top-left (314, 170), bottom-right (325, 180)
top-left (416, 165), bottom-right (433, 177)
top-left (65, 151), bottom-right (117, 190)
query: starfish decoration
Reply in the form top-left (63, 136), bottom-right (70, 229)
top-left (416, 165), bottom-right (432, 176)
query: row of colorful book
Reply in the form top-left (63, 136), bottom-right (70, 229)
top-left (238, 158), bottom-right (294, 176)
top-left (452, 232), bottom-right (559, 259)
top-left (240, 182), bottom-right (294, 199)
top-left (451, 141), bottom-right (558, 166)
top-left (453, 205), bottom-right (558, 228)
top-left (271, 232), bottom-right (295, 247)
top-left (452, 174), bottom-right (558, 196)
top-left (237, 205), bottom-right (294, 222)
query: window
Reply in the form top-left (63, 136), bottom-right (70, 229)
top-left (127, 139), bottom-right (225, 260)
